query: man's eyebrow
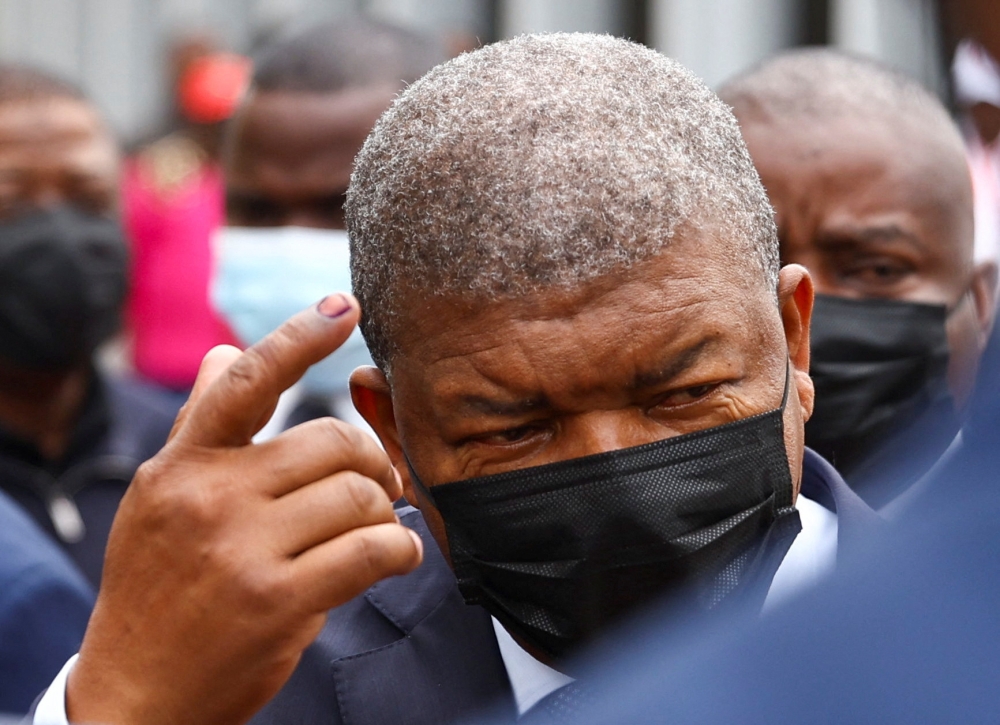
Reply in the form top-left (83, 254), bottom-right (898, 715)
top-left (816, 224), bottom-right (926, 252)
top-left (457, 395), bottom-right (549, 417)
top-left (454, 337), bottom-right (719, 416)
top-left (631, 337), bottom-right (717, 390)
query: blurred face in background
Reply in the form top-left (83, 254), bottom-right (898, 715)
top-left (0, 96), bottom-right (118, 220)
top-left (737, 112), bottom-right (994, 407)
top-left (0, 92), bottom-right (126, 450)
top-left (224, 85), bottom-right (399, 229)
top-left (213, 86), bottom-right (399, 393)
top-left (733, 104), bottom-right (997, 496)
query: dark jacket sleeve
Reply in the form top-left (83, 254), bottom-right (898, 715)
top-left (0, 560), bottom-right (94, 714)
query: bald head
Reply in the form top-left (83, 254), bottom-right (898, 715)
top-left (721, 49), bottom-right (961, 141)
top-left (349, 33), bottom-right (778, 371)
top-left (252, 16), bottom-right (446, 94)
top-left (225, 17), bottom-right (446, 229)
top-left (721, 48), bottom-right (995, 409)
top-left (720, 47), bottom-right (973, 263)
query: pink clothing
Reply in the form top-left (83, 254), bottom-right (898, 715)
top-left (967, 133), bottom-right (1000, 265)
top-left (123, 160), bottom-right (236, 390)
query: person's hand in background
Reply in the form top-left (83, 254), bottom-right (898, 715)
top-left (65, 293), bottom-right (423, 725)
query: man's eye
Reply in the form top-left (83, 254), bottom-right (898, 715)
top-left (842, 257), bottom-right (914, 286)
top-left (479, 426), bottom-right (538, 445)
top-left (658, 383), bottom-right (718, 407)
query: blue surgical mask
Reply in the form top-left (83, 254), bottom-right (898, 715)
top-left (212, 226), bottom-right (373, 396)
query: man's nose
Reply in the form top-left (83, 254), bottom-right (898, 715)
top-left (560, 411), bottom-right (654, 460)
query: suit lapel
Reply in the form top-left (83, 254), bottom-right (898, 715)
top-left (331, 508), bottom-right (516, 725)
top-left (801, 448), bottom-right (884, 560)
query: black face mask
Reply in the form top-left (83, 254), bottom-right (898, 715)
top-left (410, 376), bottom-right (801, 661)
top-left (0, 206), bottom-right (128, 370)
top-left (806, 294), bottom-right (953, 483)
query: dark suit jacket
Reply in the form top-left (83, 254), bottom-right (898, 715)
top-left (515, 437), bottom-right (1000, 725)
top-left (0, 373), bottom-right (179, 586)
top-left (0, 490), bottom-right (94, 714)
top-left (250, 448), bottom-right (878, 725)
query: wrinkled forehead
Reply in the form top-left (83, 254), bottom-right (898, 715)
top-left (0, 97), bottom-right (109, 150)
top-left (389, 226), bottom-right (782, 378)
top-left (737, 109), bottom-right (973, 249)
top-left (0, 98), bottom-right (117, 188)
top-left (230, 87), bottom-right (398, 162)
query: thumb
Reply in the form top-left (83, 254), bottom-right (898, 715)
top-left (168, 345), bottom-right (244, 442)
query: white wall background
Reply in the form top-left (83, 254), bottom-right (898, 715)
top-left (0, 0), bottom-right (944, 140)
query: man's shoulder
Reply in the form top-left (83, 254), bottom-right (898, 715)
top-left (0, 491), bottom-right (92, 597)
top-left (0, 492), bottom-right (93, 713)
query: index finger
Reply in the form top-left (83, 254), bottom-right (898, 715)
top-left (178, 293), bottom-right (361, 448)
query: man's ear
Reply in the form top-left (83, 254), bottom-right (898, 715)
top-left (350, 366), bottom-right (418, 508)
top-left (970, 260), bottom-right (998, 349)
top-left (777, 264), bottom-right (815, 421)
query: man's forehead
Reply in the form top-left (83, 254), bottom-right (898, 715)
top-left (739, 111), bottom-right (972, 249)
top-left (227, 86), bottom-right (398, 194)
top-left (740, 108), bottom-right (964, 177)
top-left (391, 238), bottom-right (774, 371)
top-left (0, 98), bottom-right (105, 145)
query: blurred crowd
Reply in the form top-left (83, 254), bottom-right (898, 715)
top-left (0, 3), bottom-right (999, 724)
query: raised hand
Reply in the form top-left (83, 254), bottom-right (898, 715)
top-left (66, 294), bottom-right (423, 725)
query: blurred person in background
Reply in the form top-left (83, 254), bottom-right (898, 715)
top-left (214, 15), bottom-right (446, 437)
top-left (0, 489), bottom-right (93, 715)
top-left (43, 35), bottom-right (880, 725)
top-left (0, 66), bottom-right (180, 586)
top-left (944, 0), bottom-right (1000, 267)
top-left (720, 50), bottom-right (997, 511)
top-left (951, 40), bottom-right (1000, 268)
top-left (123, 35), bottom-right (249, 396)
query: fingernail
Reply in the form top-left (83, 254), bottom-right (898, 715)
top-left (407, 529), bottom-right (424, 559)
top-left (317, 294), bottom-right (351, 318)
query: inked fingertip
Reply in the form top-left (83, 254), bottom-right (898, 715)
top-left (317, 294), bottom-right (352, 318)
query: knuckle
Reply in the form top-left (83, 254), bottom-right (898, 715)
top-left (318, 417), bottom-right (364, 451)
top-left (139, 461), bottom-right (230, 531)
top-left (238, 566), bottom-right (292, 615)
top-left (340, 473), bottom-right (390, 519)
top-left (224, 351), bottom-right (265, 398)
top-left (132, 454), bottom-right (165, 491)
top-left (352, 527), bottom-right (412, 579)
top-left (353, 530), bottom-right (391, 578)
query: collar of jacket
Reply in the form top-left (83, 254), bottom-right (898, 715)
top-left (801, 447), bottom-right (885, 561)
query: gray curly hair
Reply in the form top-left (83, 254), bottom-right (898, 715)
top-left (347, 33), bottom-right (778, 373)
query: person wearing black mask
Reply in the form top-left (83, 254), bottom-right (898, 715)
top-left (0, 67), bottom-right (180, 585)
top-left (44, 36), bottom-right (879, 725)
top-left (720, 50), bottom-right (998, 510)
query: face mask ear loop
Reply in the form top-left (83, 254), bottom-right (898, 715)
top-left (780, 358), bottom-right (791, 411)
top-left (946, 284), bottom-right (975, 319)
top-left (402, 454), bottom-right (437, 508)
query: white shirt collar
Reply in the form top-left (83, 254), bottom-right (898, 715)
top-left (493, 493), bottom-right (839, 716)
top-left (491, 617), bottom-right (574, 716)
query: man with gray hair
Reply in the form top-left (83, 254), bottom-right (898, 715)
top-left (40, 34), bottom-right (876, 725)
